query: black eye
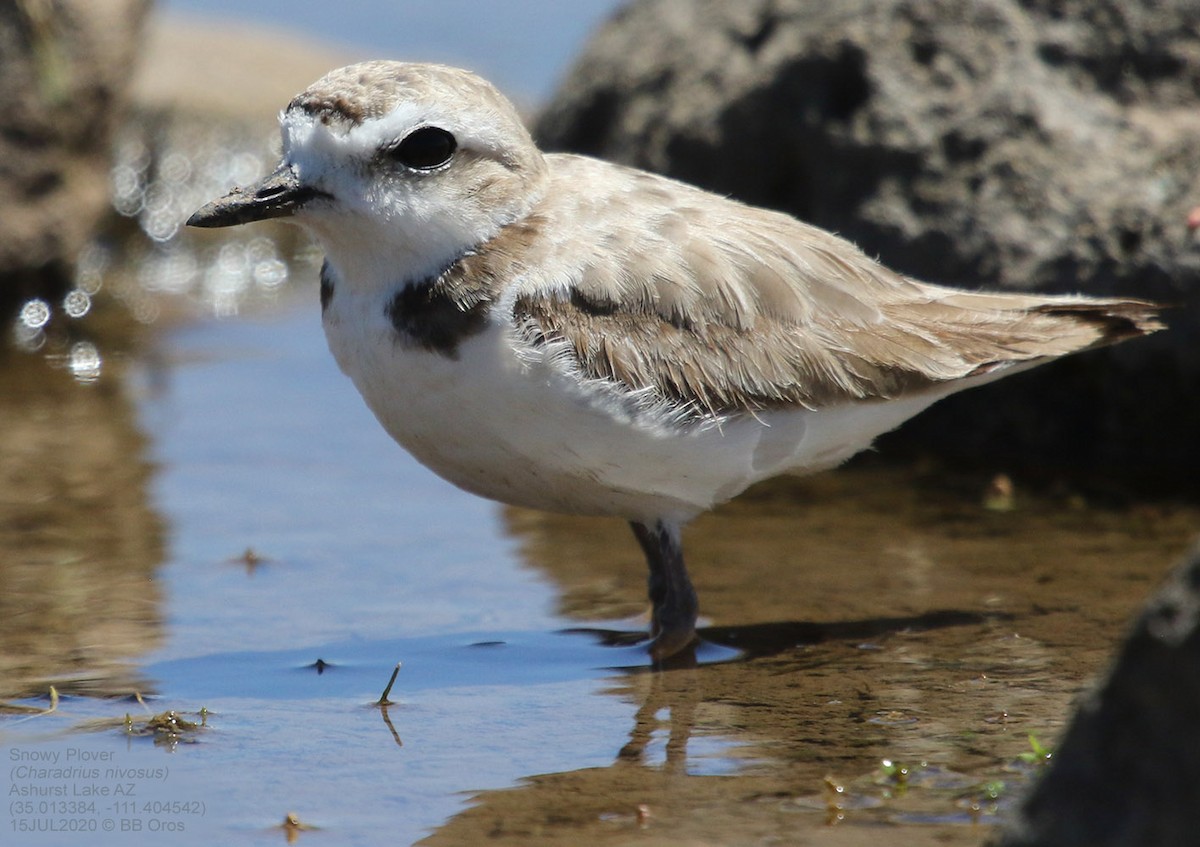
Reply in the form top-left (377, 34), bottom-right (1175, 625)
top-left (389, 127), bottom-right (456, 170)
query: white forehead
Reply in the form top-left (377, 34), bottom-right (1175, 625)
top-left (278, 61), bottom-right (533, 170)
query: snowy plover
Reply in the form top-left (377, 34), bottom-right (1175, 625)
top-left (189, 61), bottom-right (1162, 659)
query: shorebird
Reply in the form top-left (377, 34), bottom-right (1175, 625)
top-left (189, 61), bottom-right (1162, 659)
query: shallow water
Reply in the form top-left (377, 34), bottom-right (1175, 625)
top-left (3, 269), bottom-right (1197, 845)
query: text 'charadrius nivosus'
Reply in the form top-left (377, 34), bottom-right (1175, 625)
top-left (189, 61), bottom-right (1163, 660)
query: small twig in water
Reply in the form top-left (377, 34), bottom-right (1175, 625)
top-left (376, 663), bottom-right (402, 706)
top-left (6, 685), bottom-right (59, 726)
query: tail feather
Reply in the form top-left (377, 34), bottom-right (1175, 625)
top-left (1031, 298), bottom-right (1165, 346)
top-left (875, 291), bottom-right (1167, 384)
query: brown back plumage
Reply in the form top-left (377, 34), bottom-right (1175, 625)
top-left (514, 283), bottom-right (1160, 416)
top-left (430, 153), bottom-right (1163, 417)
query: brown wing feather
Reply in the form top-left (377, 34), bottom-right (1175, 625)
top-left (494, 156), bottom-right (1164, 416)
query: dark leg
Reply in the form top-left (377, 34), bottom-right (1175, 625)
top-left (629, 520), bottom-right (698, 660)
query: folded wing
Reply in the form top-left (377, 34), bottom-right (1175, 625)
top-left (504, 156), bottom-right (1163, 417)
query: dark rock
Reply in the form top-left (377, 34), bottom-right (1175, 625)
top-left (993, 540), bottom-right (1200, 846)
top-left (0, 0), bottom-right (152, 313)
top-left (537, 0), bottom-right (1200, 481)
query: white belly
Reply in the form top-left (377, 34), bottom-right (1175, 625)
top-left (322, 292), bottom-right (959, 523)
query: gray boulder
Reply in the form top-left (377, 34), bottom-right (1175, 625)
top-left (0, 0), bottom-right (151, 313)
top-left (537, 0), bottom-right (1200, 478)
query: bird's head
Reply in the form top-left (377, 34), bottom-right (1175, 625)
top-left (188, 61), bottom-right (548, 286)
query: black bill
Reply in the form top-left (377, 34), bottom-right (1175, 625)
top-left (186, 164), bottom-right (328, 228)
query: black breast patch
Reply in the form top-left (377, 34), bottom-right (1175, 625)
top-left (385, 275), bottom-right (492, 358)
top-left (320, 260), bottom-right (335, 312)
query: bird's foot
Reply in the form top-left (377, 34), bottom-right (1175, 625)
top-left (630, 519), bottom-right (699, 663)
top-left (647, 622), bottom-right (698, 662)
